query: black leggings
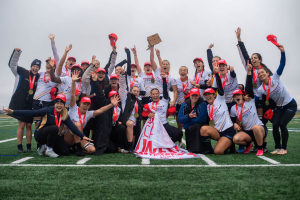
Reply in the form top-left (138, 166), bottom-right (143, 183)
top-left (272, 99), bottom-right (297, 149)
top-left (163, 123), bottom-right (183, 143)
top-left (35, 125), bottom-right (59, 148)
top-left (105, 125), bottom-right (126, 153)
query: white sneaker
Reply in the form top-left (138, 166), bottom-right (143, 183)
top-left (118, 149), bottom-right (129, 154)
top-left (45, 150), bottom-right (59, 158)
top-left (277, 149), bottom-right (287, 155)
top-left (37, 145), bottom-right (46, 156)
top-left (270, 148), bottom-right (281, 155)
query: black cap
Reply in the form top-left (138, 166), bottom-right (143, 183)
top-left (31, 59), bottom-right (41, 69)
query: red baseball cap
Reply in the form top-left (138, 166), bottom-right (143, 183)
top-left (217, 59), bottom-right (227, 66)
top-left (67, 56), bottom-right (76, 62)
top-left (193, 57), bottom-right (203, 63)
top-left (166, 106), bottom-right (176, 117)
top-left (81, 97), bottom-right (91, 104)
top-left (190, 88), bottom-right (200, 96)
top-left (55, 94), bottom-right (66, 103)
top-left (109, 33), bottom-right (118, 47)
top-left (71, 64), bottom-right (82, 70)
top-left (81, 60), bottom-right (90, 65)
top-left (131, 64), bottom-right (137, 68)
top-left (142, 104), bottom-right (151, 117)
top-left (264, 109), bottom-right (273, 120)
top-left (96, 68), bottom-right (106, 73)
top-left (144, 61), bottom-right (152, 66)
top-left (108, 91), bottom-right (118, 98)
top-left (203, 88), bottom-right (215, 95)
top-left (266, 34), bottom-right (279, 47)
top-left (233, 89), bottom-right (243, 96)
top-left (110, 74), bottom-right (119, 80)
top-left (50, 87), bottom-right (57, 100)
top-left (46, 58), bottom-right (57, 66)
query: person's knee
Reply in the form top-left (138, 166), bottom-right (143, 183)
top-left (214, 148), bottom-right (224, 155)
top-left (74, 122), bottom-right (82, 130)
top-left (26, 123), bottom-right (32, 130)
top-left (233, 135), bottom-right (240, 144)
top-left (19, 122), bottom-right (26, 130)
top-left (126, 121), bottom-right (134, 128)
top-left (200, 126), bottom-right (208, 136)
top-left (86, 146), bottom-right (96, 154)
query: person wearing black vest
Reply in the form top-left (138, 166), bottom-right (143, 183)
top-left (8, 48), bottom-right (41, 153)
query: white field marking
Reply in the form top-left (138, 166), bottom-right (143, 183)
top-left (198, 154), bottom-right (217, 166)
top-left (0, 135), bottom-right (34, 144)
top-left (182, 138), bottom-right (186, 145)
top-left (0, 124), bottom-right (19, 128)
top-left (76, 158), bottom-right (91, 165)
top-left (1, 164), bottom-right (300, 168)
top-left (11, 157), bottom-right (34, 164)
top-left (258, 156), bottom-right (280, 165)
top-left (141, 158), bottom-right (150, 165)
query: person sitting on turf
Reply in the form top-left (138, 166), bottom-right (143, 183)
top-left (64, 69), bottom-right (120, 156)
top-left (178, 88), bottom-right (207, 153)
top-left (2, 94), bottom-right (93, 158)
top-left (231, 61), bottom-right (268, 156)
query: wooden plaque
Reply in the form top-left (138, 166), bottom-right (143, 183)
top-left (147, 33), bottom-right (162, 46)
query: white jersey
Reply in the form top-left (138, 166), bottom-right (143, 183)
top-left (33, 72), bottom-right (58, 102)
top-left (112, 106), bottom-right (121, 126)
top-left (139, 72), bottom-right (156, 97)
top-left (208, 94), bottom-right (233, 132)
top-left (60, 76), bottom-right (87, 107)
top-left (175, 77), bottom-right (193, 105)
top-left (154, 68), bottom-right (176, 96)
top-left (55, 66), bottom-right (71, 95)
top-left (130, 75), bottom-right (145, 100)
top-left (68, 104), bottom-right (94, 128)
top-left (193, 69), bottom-right (212, 96)
top-left (212, 71), bottom-right (238, 103)
top-left (230, 99), bottom-right (264, 131)
top-left (256, 72), bottom-right (293, 107)
top-left (147, 97), bottom-right (169, 124)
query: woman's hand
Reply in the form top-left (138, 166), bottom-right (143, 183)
top-left (48, 34), bottom-right (55, 42)
top-left (2, 109), bottom-right (13, 115)
top-left (189, 110), bottom-right (197, 118)
top-left (72, 70), bottom-right (80, 82)
top-left (148, 112), bottom-right (155, 118)
top-left (234, 123), bottom-right (241, 131)
top-left (83, 136), bottom-right (93, 142)
top-left (155, 48), bottom-right (160, 57)
top-left (131, 45), bottom-right (137, 55)
top-left (277, 44), bottom-right (285, 52)
top-left (91, 72), bottom-right (97, 82)
top-left (65, 44), bottom-right (72, 53)
top-left (208, 43), bottom-right (214, 49)
top-left (48, 57), bottom-right (55, 68)
top-left (235, 27), bottom-right (241, 41)
top-left (15, 48), bottom-right (21, 52)
top-left (111, 95), bottom-right (120, 107)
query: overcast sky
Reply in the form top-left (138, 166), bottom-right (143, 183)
top-left (0, 0), bottom-right (299, 108)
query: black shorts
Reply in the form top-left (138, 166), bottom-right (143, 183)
top-left (219, 126), bottom-right (236, 142)
top-left (244, 125), bottom-right (268, 142)
top-left (32, 100), bottom-right (54, 110)
top-left (175, 104), bottom-right (182, 116)
top-left (255, 99), bottom-right (263, 109)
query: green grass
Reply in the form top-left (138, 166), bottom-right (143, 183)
top-left (0, 117), bottom-right (300, 199)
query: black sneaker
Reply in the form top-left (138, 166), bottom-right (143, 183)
top-left (251, 147), bottom-right (258, 153)
top-left (76, 149), bottom-right (85, 156)
top-left (18, 148), bottom-right (26, 153)
top-left (69, 147), bottom-right (75, 154)
top-left (27, 148), bottom-right (33, 153)
top-left (202, 148), bottom-right (214, 154)
top-left (263, 147), bottom-right (268, 153)
top-left (129, 146), bottom-right (135, 154)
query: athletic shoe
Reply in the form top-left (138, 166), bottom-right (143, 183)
top-left (76, 149), bottom-right (86, 157)
top-left (129, 146), bottom-right (135, 154)
top-left (256, 149), bottom-right (264, 156)
top-left (263, 147), bottom-right (268, 153)
top-left (27, 148), bottom-right (33, 153)
top-left (277, 149), bottom-right (287, 155)
top-left (236, 146), bottom-right (244, 154)
top-left (18, 148), bottom-right (26, 153)
top-left (244, 143), bottom-right (253, 154)
top-left (118, 149), bottom-right (129, 154)
top-left (37, 145), bottom-right (46, 156)
top-left (270, 149), bottom-right (281, 154)
top-left (45, 150), bottom-right (59, 158)
top-left (251, 147), bottom-right (258, 153)
top-left (202, 148), bottom-right (214, 154)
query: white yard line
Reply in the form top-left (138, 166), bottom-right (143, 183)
top-left (0, 164), bottom-right (299, 168)
top-left (76, 158), bottom-right (91, 165)
top-left (198, 154), bottom-right (217, 166)
top-left (257, 156), bottom-right (280, 165)
top-left (0, 135), bottom-right (33, 144)
top-left (141, 158), bottom-right (150, 165)
top-left (11, 157), bottom-right (34, 164)
top-left (0, 124), bottom-right (19, 128)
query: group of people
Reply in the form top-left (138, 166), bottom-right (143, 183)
top-left (3, 28), bottom-right (297, 158)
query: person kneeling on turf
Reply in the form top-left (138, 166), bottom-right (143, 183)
top-left (2, 94), bottom-right (93, 158)
top-left (178, 88), bottom-right (207, 153)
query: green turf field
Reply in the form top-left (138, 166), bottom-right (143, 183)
top-left (0, 116), bottom-right (300, 199)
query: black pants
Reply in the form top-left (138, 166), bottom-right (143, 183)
top-left (53, 135), bottom-right (70, 156)
top-left (35, 125), bottom-right (59, 148)
top-left (185, 123), bottom-right (205, 153)
top-left (105, 125), bottom-right (126, 153)
top-left (163, 123), bottom-right (183, 143)
top-left (83, 118), bottom-right (95, 137)
top-left (272, 99), bottom-right (297, 149)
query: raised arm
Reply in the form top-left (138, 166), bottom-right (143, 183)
top-left (131, 45), bottom-right (142, 74)
top-left (91, 73), bottom-right (106, 107)
top-left (5, 107), bottom-right (49, 117)
top-left (56, 44), bottom-right (72, 76)
top-left (245, 61), bottom-right (254, 98)
top-left (82, 55), bottom-right (97, 91)
top-left (49, 58), bottom-right (61, 83)
top-left (276, 45), bottom-right (286, 76)
top-left (215, 72), bottom-right (224, 96)
top-left (235, 27), bottom-right (251, 70)
top-left (125, 47), bottom-right (131, 76)
top-left (207, 44), bottom-right (214, 72)
top-left (150, 46), bottom-right (158, 71)
top-left (70, 70), bottom-right (81, 107)
top-left (119, 67), bottom-right (128, 111)
top-left (155, 48), bottom-right (162, 70)
top-left (8, 48), bottom-right (21, 76)
top-left (161, 73), bottom-right (169, 100)
top-left (93, 95), bottom-right (120, 117)
top-left (229, 66), bottom-right (236, 78)
top-left (49, 34), bottom-right (60, 63)
top-left (105, 46), bottom-right (117, 76)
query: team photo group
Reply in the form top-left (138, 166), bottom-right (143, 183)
top-left (3, 27), bottom-right (297, 159)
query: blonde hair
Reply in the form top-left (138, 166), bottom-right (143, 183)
top-left (179, 66), bottom-right (188, 73)
top-left (162, 60), bottom-right (170, 66)
top-left (61, 107), bottom-right (68, 121)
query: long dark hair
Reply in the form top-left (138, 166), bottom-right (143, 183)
top-left (252, 53), bottom-right (273, 76)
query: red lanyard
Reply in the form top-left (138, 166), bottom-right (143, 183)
top-left (151, 100), bottom-right (160, 111)
top-left (113, 106), bottom-right (119, 122)
top-left (195, 70), bottom-right (204, 84)
top-left (130, 76), bottom-right (137, 88)
top-left (263, 77), bottom-right (271, 101)
top-left (253, 65), bottom-right (262, 84)
top-left (28, 71), bottom-right (36, 90)
top-left (208, 101), bottom-right (215, 121)
top-left (181, 77), bottom-right (189, 93)
top-left (236, 102), bottom-right (245, 122)
top-left (134, 101), bottom-right (138, 113)
top-left (75, 80), bottom-right (82, 96)
top-left (146, 73), bottom-right (154, 79)
top-left (219, 71), bottom-right (228, 89)
top-left (44, 72), bottom-right (50, 83)
top-left (78, 107), bottom-right (86, 130)
top-left (54, 109), bottom-right (62, 128)
top-left (66, 67), bottom-right (69, 76)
